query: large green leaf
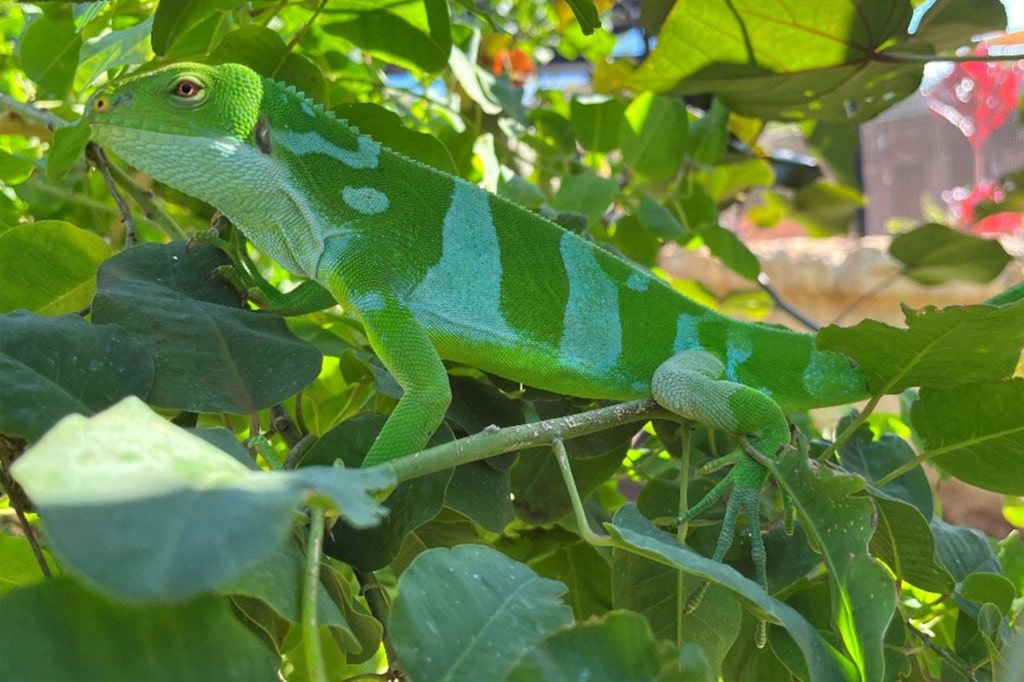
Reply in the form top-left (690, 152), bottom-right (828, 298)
top-left (389, 545), bottom-right (573, 682)
top-left (620, 92), bottom-right (688, 180)
top-left (321, 0), bottom-right (452, 73)
top-left (91, 241), bottom-right (322, 413)
top-left (889, 223), bottom-right (1013, 285)
top-left (0, 311), bottom-right (153, 442)
top-left (838, 420), bottom-right (933, 518)
top-left (613, 548), bottom-right (741, 678)
top-left (912, 0), bottom-right (1007, 54)
top-left (773, 448), bottom-right (896, 682)
top-left (629, 0), bottom-right (922, 123)
top-left (0, 533), bottom-right (55, 594)
top-left (503, 611), bottom-right (671, 682)
top-left (10, 397), bottom-right (393, 602)
top-left (0, 578), bottom-right (278, 681)
top-left (911, 381), bottom-right (1024, 494)
top-left (606, 505), bottom-right (856, 682)
top-left (151, 0), bottom-right (239, 55)
top-left (869, 496), bottom-right (955, 594)
top-left (817, 299), bottom-right (1024, 395)
top-left (75, 16), bottom-right (153, 88)
top-left (571, 96), bottom-right (627, 153)
top-left (0, 221), bottom-right (111, 314)
top-left (18, 10), bottom-right (83, 96)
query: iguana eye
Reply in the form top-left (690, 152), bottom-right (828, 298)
top-left (172, 79), bottom-right (202, 98)
top-left (92, 95), bottom-right (111, 112)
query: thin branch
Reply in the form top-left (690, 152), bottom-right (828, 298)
top-left (356, 569), bottom-right (400, 673)
top-left (303, 508), bottom-right (329, 682)
top-left (102, 161), bottom-right (187, 240)
top-left (0, 92), bottom-right (64, 136)
top-left (832, 270), bottom-right (902, 324)
top-left (86, 143), bottom-right (136, 246)
top-left (553, 438), bottom-right (611, 546)
top-left (382, 399), bottom-right (675, 485)
top-left (757, 272), bottom-right (820, 331)
top-left (0, 436), bottom-right (51, 579)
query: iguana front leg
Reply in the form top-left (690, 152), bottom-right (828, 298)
top-left (652, 351), bottom-right (791, 612)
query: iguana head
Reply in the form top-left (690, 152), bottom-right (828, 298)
top-left (88, 62), bottom-right (263, 146)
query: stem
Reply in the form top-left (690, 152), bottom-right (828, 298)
top-left (816, 395), bottom-right (882, 463)
top-left (552, 438), bottom-right (611, 546)
top-left (383, 399), bottom-right (674, 484)
top-left (355, 570), bottom-right (400, 671)
top-left (832, 270), bottom-right (901, 324)
top-left (675, 426), bottom-right (693, 543)
top-left (757, 273), bottom-right (820, 331)
top-left (303, 507), bottom-right (328, 682)
top-left (87, 144), bottom-right (136, 246)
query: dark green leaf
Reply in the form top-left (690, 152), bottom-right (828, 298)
top-left (687, 99), bottom-right (729, 167)
top-left (0, 578), bottom-right (278, 681)
top-left (10, 398), bottom-right (393, 601)
top-left (445, 461), bottom-right (514, 532)
top-left (19, 12), bottom-right (82, 96)
top-left (504, 611), bottom-right (667, 682)
top-left (630, 0), bottom-right (923, 123)
top-left (931, 517), bottom-right (1000, 583)
top-left (620, 93), bottom-right (688, 180)
top-left (564, 0), bottom-right (601, 35)
top-left (306, 414), bottom-right (454, 571)
top-left (0, 311), bottom-right (152, 442)
top-left (0, 220), bottom-right (110, 314)
top-left (961, 572), bottom-right (1016, 615)
top-left (499, 530), bottom-right (612, 619)
top-left (91, 242), bottom-right (322, 413)
top-left (912, 0), bottom-right (1007, 54)
top-left (606, 505), bottom-right (856, 681)
top-left (550, 174), bottom-right (619, 226)
top-left (818, 299), bottom-right (1024, 395)
top-left (870, 496), bottom-right (955, 593)
top-left (911, 381), bottom-right (1024, 494)
top-left (635, 195), bottom-right (685, 239)
top-left (151, 0), bottom-right (238, 56)
top-left (889, 223), bottom-right (1013, 285)
top-left (838, 421), bottom-right (933, 518)
top-left (571, 96), bottom-right (627, 153)
top-left (46, 119), bottom-right (92, 181)
top-left (389, 545), bottom-right (573, 682)
top-left (773, 448), bottom-right (896, 682)
top-left (512, 446), bottom-right (625, 524)
top-left (697, 224), bottom-right (761, 280)
top-left (789, 181), bottom-right (864, 236)
top-left (76, 16), bottom-right (153, 87)
top-left (322, 0), bottom-right (452, 73)
top-left (613, 547), bottom-right (741, 678)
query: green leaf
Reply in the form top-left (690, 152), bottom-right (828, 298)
top-left (912, 0), bottom-right (1007, 54)
top-left (789, 181), bottom-right (865, 237)
top-left (697, 224), bottom-right (761, 280)
top-left (911, 381), bottom-right (1024, 494)
top-left (18, 11), bottom-right (83, 96)
top-left (0, 533), bottom-right (55, 594)
top-left (571, 96), bottom-right (627, 153)
top-left (208, 26), bottom-right (327, 101)
top-left (502, 531), bottom-right (612, 619)
top-left (838, 421), bottom-right (934, 518)
top-left (931, 517), bottom-right (1000, 583)
top-left (90, 242), bottom-right (323, 413)
top-left (445, 461), bottom-right (514, 532)
top-left (46, 118), bottom-right (92, 181)
top-left (0, 220), bottom-right (110, 314)
top-left (389, 545), bottom-right (573, 682)
top-left (630, 0), bottom-right (923, 123)
top-left (700, 159), bottom-right (776, 203)
top-left (961, 572), bottom-right (1017, 615)
top-left (10, 397), bottom-right (393, 601)
top-left (889, 223), bottom-right (1013, 285)
top-left (564, 0), bottom-right (601, 36)
top-left (322, 0), bottom-right (452, 73)
top-left (869, 496), bottom-right (955, 593)
top-left (635, 195), bottom-right (685, 239)
top-left (818, 299), bottom-right (1024, 395)
top-left (504, 611), bottom-right (668, 682)
top-left (606, 505), bottom-right (857, 681)
top-left (305, 414), bottom-right (454, 571)
top-left (0, 578), bottom-right (278, 681)
top-left (76, 16), bottom-right (153, 87)
top-left (620, 92), bottom-right (688, 180)
top-left (550, 174), bottom-right (619, 226)
top-left (151, 0), bottom-right (238, 56)
top-left (613, 548), bottom-right (741, 678)
top-left (773, 448), bottom-right (896, 682)
top-left (687, 99), bottom-right (729, 167)
top-left (512, 446), bottom-right (625, 524)
top-left (0, 311), bottom-right (153, 442)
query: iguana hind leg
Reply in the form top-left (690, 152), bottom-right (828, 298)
top-left (652, 350), bottom-right (789, 642)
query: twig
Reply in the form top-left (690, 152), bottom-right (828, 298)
top-left (552, 438), bottom-right (611, 546)
top-left (832, 270), bottom-right (901, 324)
top-left (0, 436), bottom-right (51, 579)
top-left (102, 160), bottom-right (187, 240)
top-left (757, 273), bottom-right (820, 331)
top-left (86, 143), bottom-right (136, 246)
top-left (356, 569), bottom-right (401, 673)
top-left (0, 92), bottom-right (64, 136)
top-left (303, 507), bottom-right (329, 682)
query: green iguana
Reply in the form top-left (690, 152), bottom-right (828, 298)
top-left (86, 62), bottom-right (871, 598)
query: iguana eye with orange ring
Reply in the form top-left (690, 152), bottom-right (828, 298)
top-left (92, 95), bottom-right (111, 112)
